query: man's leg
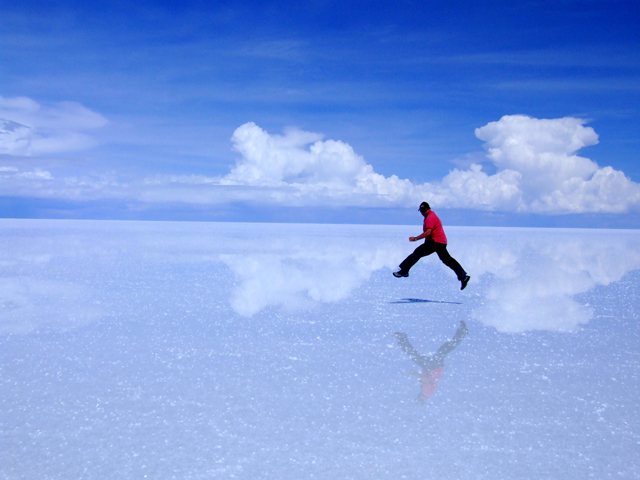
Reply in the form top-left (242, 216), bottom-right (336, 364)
top-left (394, 332), bottom-right (428, 369)
top-left (397, 241), bottom-right (436, 274)
top-left (431, 321), bottom-right (469, 365)
top-left (434, 243), bottom-right (467, 281)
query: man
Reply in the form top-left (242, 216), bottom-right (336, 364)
top-left (393, 201), bottom-right (470, 290)
top-left (394, 321), bottom-right (469, 403)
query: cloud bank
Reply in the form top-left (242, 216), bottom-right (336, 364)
top-left (1, 97), bottom-right (638, 215)
top-left (219, 117), bottom-right (640, 214)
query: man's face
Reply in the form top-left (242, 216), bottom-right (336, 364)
top-left (420, 209), bottom-right (428, 218)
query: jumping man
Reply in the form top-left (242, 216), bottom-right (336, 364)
top-left (393, 201), bottom-right (470, 290)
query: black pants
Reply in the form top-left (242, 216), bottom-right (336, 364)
top-left (396, 331), bottom-right (465, 370)
top-left (399, 239), bottom-right (467, 280)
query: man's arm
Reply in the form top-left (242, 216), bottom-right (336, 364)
top-left (410, 228), bottom-right (432, 242)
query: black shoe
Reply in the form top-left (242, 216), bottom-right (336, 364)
top-left (393, 270), bottom-right (409, 278)
top-left (460, 275), bottom-right (470, 290)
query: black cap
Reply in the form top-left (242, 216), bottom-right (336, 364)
top-left (418, 202), bottom-right (430, 212)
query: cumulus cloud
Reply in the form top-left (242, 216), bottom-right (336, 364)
top-left (222, 122), bottom-right (415, 206)
top-left (472, 115), bottom-right (640, 213)
top-left (219, 117), bottom-right (640, 214)
top-left (0, 95), bottom-right (108, 155)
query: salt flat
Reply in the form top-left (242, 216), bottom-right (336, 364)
top-left (1, 220), bottom-right (639, 479)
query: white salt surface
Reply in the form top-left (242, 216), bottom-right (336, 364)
top-left (1, 219), bottom-right (639, 479)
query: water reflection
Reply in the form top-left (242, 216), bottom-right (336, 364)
top-left (0, 276), bottom-right (103, 334)
top-left (461, 230), bottom-right (640, 332)
top-left (223, 227), bottom-right (640, 332)
top-left (1, 221), bottom-right (639, 334)
top-left (220, 238), bottom-right (400, 316)
top-left (394, 321), bottom-right (469, 403)
top-left (2, 221), bottom-right (640, 479)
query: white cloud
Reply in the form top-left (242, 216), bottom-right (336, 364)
top-left (0, 166), bottom-right (127, 201)
top-left (0, 95), bottom-right (108, 155)
top-left (222, 122), bottom-right (414, 206)
top-left (428, 164), bottom-right (523, 211)
top-left (219, 117), bottom-right (640, 214)
top-left (1, 111), bottom-right (638, 214)
top-left (0, 119), bottom-right (32, 155)
top-left (473, 115), bottom-right (640, 213)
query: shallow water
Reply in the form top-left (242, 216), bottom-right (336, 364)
top-left (2, 220), bottom-right (639, 479)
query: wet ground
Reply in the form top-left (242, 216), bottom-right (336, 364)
top-left (2, 220), bottom-right (639, 479)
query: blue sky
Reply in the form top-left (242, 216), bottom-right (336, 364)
top-left (1, 0), bottom-right (639, 226)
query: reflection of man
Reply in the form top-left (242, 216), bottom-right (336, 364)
top-left (393, 202), bottom-right (470, 290)
top-left (394, 321), bottom-right (469, 403)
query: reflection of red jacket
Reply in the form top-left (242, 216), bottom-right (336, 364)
top-left (420, 367), bottom-right (445, 400)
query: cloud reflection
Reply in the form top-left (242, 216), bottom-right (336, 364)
top-left (1, 276), bottom-right (103, 334)
top-left (224, 227), bottom-right (640, 332)
top-left (221, 235), bottom-right (402, 316)
top-left (1, 221), bottom-right (639, 334)
top-left (459, 230), bottom-right (640, 332)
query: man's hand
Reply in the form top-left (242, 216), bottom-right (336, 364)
top-left (409, 236), bottom-right (416, 242)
